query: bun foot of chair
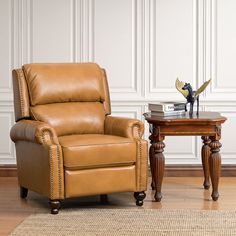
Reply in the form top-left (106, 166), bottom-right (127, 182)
top-left (49, 200), bottom-right (61, 214)
top-left (100, 194), bottom-right (109, 204)
top-left (134, 191), bottom-right (146, 206)
top-left (20, 186), bottom-right (28, 199)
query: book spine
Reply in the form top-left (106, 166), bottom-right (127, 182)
top-left (149, 104), bottom-right (186, 112)
top-left (164, 104), bottom-right (186, 111)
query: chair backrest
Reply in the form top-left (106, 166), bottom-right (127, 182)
top-left (12, 63), bottom-right (111, 136)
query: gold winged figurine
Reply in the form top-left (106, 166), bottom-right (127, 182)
top-left (175, 78), bottom-right (211, 116)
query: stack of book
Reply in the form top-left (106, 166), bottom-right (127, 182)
top-left (148, 102), bottom-right (186, 117)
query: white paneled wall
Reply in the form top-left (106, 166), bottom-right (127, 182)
top-left (0, 0), bottom-right (236, 164)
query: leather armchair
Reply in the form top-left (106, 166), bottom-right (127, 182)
top-left (10, 63), bottom-right (148, 214)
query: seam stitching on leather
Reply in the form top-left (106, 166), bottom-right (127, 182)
top-left (42, 131), bottom-right (57, 199)
top-left (41, 129), bottom-right (47, 144)
top-left (61, 141), bottom-right (133, 148)
top-left (133, 125), bottom-right (140, 139)
top-left (138, 140), bottom-right (141, 190)
top-left (16, 70), bottom-right (25, 117)
top-left (56, 145), bottom-right (62, 199)
top-left (65, 161), bottom-right (135, 169)
top-left (43, 130), bottom-right (61, 199)
top-left (30, 109), bottom-right (37, 120)
top-left (138, 127), bottom-right (142, 190)
top-left (135, 126), bottom-right (144, 191)
top-left (49, 147), bottom-right (54, 199)
top-left (42, 129), bottom-right (55, 145)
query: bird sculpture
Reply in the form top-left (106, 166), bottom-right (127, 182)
top-left (175, 78), bottom-right (211, 117)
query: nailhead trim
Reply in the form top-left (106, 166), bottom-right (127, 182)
top-left (133, 125), bottom-right (145, 190)
top-left (49, 146), bottom-right (54, 199)
top-left (56, 144), bottom-right (62, 198)
top-left (42, 130), bottom-right (62, 199)
top-left (16, 70), bottom-right (25, 117)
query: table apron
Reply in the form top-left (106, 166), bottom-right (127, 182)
top-left (157, 125), bottom-right (217, 136)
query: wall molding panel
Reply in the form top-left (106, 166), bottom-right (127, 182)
top-left (147, 0), bottom-right (199, 101)
top-left (0, 106), bottom-right (15, 164)
top-left (90, 0), bottom-right (147, 101)
top-left (0, 0), bottom-right (236, 164)
top-left (11, 0), bottom-right (32, 69)
top-left (205, 0), bottom-right (236, 101)
top-left (74, 0), bottom-right (94, 62)
top-left (205, 105), bottom-right (236, 164)
top-left (0, 0), bottom-right (13, 101)
top-left (111, 104), bottom-right (143, 120)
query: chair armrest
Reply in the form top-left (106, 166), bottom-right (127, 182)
top-left (104, 116), bottom-right (144, 139)
top-left (10, 119), bottom-right (59, 145)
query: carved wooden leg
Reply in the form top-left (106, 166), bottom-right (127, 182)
top-left (153, 138), bottom-right (165, 202)
top-left (201, 136), bottom-right (211, 189)
top-left (100, 194), bottom-right (109, 204)
top-left (134, 191), bottom-right (146, 206)
top-left (209, 135), bottom-right (222, 201)
top-left (149, 142), bottom-right (155, 190)
top-left (49, 200), bottom-right (61, 214)
top-left (20, 186), bottom-right (28, 199)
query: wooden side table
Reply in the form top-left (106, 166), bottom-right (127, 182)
top-left (144, 111), bottom-right (227, 202)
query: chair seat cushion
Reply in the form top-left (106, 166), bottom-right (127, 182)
top-left (59, 134), bottom-right (136, 170)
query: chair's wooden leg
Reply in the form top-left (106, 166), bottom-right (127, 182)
top-left (100, 194), bottom-right (109, 204)
top-left (134, 191), bottom-right (146, 206)
top-left (20, 186), bottom-right (28, 199)
top-left (201, 136), bottom-right (211, 189)
top-left (49, 200), bottom-right (61, 214)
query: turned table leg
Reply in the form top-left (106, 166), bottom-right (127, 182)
top-left (209, 131), bottom-right (222, 201)
top-left (201, 136), bottom-right (211, 189)
top-left (149, 141), bottom-right (156, 190)
top-left (152, 137), bottom-right (165, 202)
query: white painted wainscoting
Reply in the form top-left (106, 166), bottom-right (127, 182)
top-left (0, 0), bottom-right (236, 165)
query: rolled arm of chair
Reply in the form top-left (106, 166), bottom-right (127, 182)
top-left (104, 116), bottom-right (144, 139)
top-left (10, 119), bottom-right (59, 145)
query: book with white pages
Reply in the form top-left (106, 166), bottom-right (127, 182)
top-left (150, 110), bottom-right (186, 117)
top-left (148, 102), bottom-right (186, 112)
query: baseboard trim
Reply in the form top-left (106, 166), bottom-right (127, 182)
top-left (1, 164), bottom-right (236, 177)
top-left (0, 164), bottom-right (17, 177)
top-left (164, 164), bottom-right (236, 177)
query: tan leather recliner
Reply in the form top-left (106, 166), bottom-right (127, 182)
top-left (10, 63), bottom-right (148, 214)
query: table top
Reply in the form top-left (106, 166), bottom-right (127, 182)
top-left (144, 111), bottom-right (227, 125)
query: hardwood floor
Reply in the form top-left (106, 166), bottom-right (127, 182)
top-left (1, 177), bottom-right (236, 235)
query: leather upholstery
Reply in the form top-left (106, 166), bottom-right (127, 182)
top-left (101, 69), bottom-right (111, 115)
top-left (11, 119), bottom-right (59, 145)
top-left (12, 69), bottom-right (30, 121)
top-left (65, 166), bottom-right (135, 198)
top-left (105, 116), bottom-right (144, 139)
top-left (10, 63), bottom-right (148, 203)
top-left (135, 139), bottom-right (148, 191)
top-left (23, 63), bottom-right (106, 106)
top-left (59, 134), bottom-right (136, 169)
top-left (14, 140), bottom-right (64, 200)
top-left (30, 102), bottom-right (105, 136)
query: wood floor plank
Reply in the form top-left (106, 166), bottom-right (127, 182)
top-left (1, 177), bottom-right (236, 235)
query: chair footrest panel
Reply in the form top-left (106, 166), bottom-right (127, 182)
top-left (65, 165), bottom-right (136, 198)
